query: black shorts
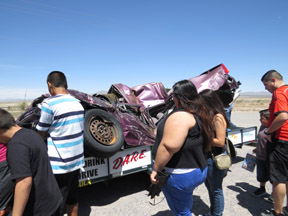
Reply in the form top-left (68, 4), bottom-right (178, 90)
top-left (256, 158), bottom-right (269, 183)
top-left (0, 160), bottom-right (14, 210)
top-left (54, 169), bottom-right (79, 205)
top-left (269, 138), bottom-right (288, 183)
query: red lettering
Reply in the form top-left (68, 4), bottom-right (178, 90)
top-left (113, 157), bottom-right (122, 169)
top-left (131, 151), bottom-right (139, 162)
top-left (112, 149), bottom-right (148, 170)
top-left (122, 154), bottom-right (130, 165)
top-left (139, 149), bottom-right (146, 159)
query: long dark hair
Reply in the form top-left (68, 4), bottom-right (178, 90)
top-left (199, 89), bottom-right (230, 128)
top-left (172, 80), bottom-right (214, 152)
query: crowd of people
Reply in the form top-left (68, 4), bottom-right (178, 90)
top-left (0, 69), bottom-right (287, 216)
top-left (150, 69), bottom-right (288, 216)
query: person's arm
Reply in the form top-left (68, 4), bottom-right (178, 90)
top-left (38, 130), bottom-right (48, 140)
top-left (212, 113), bottom-right (227, 147)
top-left (265, 112), bottom-right (288, 142)
top-left (36, 102), bottom-right (52, 140)
top-left (150, 112), bottom-right (195, 183)
top-left (266, 112), bottom-right (288, 134)
top-left (12, 176), bottom-right (32, 216)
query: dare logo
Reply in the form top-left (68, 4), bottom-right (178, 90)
top-left (112, 149), bottom-right (147, 170)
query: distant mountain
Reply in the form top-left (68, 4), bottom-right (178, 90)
top-left (240, 91), bottom-right (271, 97)
top-left (0, 99), bottom-right (29, 102)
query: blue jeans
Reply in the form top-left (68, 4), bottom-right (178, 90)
top-left (162, 167), bottom-right (208, 216)
top-left (205, 158), bottom-right (227, 216)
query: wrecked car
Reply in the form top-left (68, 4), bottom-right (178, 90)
top-left (16, 64), bottom-right (243, 159)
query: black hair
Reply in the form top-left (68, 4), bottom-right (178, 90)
top-left (173, 80), bottom-right (201, 112)
top-left (0, 108), bottom-right (16, 129)
top-left (199, 89), bottom-right (230, 128)
top-left (259, 109), bottom-right (270, 119)
top-left (47, 71), bottom-right (68, 89)
top-left (172, 80), bottom-right (214, 152)
top-left (261, 70), bottom-right (283, 82)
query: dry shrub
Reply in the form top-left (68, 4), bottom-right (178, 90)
top-left (233, 96), bottom-right (270, 111)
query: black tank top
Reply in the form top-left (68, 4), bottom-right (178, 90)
top-left (152, 108), bottom-right (207, 170)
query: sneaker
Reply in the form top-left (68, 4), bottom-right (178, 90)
top-left (264, 194), bottom-right (274, 204)
top-left (260, 210), bottom-right (284, 216)
top-left (252, 187), bottom-right (266, 196)
top-left (283, 206), bottom-right (288, 216)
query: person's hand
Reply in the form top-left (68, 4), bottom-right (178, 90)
top-left (266, 134), bottom-right (272, 143)
top-left (150, 170), bottom-right (159, 184)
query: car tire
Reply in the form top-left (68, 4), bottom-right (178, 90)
top-left (84, 109), bottom-right (124, 158)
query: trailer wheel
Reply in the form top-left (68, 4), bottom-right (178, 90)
top-left (84, 109), bottom-right (124, 158)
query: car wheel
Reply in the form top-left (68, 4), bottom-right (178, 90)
top-left (84, 109), bottom-right (124, 158)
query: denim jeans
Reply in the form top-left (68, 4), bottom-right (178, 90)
top-left (162, 167), bottom-right (208, 216)
top-left (204, 158), bottom-right (227, 216)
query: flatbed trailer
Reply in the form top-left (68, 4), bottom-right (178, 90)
top-left (78, 126), bottom-right (258, 187)
top-left (227, 126), bottom-right (257, 148)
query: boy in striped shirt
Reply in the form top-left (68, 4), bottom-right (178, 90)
top-left (37, 71), bottom-right (84, 216)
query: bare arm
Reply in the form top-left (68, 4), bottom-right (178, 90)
top-left (38, 130), bottom-right (48, 140)
top-left (12, 176), bottom-right (32, 216)
top-left (151, 112), bottom-right (195, 183)
top-left (266, 112), bottom-right (288, 142)
top-left (212, 114), bottom-right (227, 147)
top-left (266, 112), bottom-right (288, 134)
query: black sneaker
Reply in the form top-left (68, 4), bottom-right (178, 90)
top-left (283, 206), bottom-right (288, 216)
top-left (252, 187), bottom-right (266, 196)
top-left (264, 194), bottom-right (274, 204)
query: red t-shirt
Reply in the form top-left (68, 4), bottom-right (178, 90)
top-left (0, 142), bottom-right (7, 163)
top-left (268, 85), bottom-right (288, 141)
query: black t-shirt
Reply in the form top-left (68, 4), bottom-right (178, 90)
top-left (7, 128), bottom-right (62, 216)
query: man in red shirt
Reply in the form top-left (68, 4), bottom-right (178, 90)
top-left (261, 70), bottom-right (288, 216)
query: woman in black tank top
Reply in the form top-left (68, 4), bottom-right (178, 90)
top-left (150, 80), bottom-right (214, 216)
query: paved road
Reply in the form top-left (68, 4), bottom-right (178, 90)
top-left (77, 111), bottom-right (274, 216)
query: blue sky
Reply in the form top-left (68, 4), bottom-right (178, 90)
top-left (0, 0), bottom-right (287, 100)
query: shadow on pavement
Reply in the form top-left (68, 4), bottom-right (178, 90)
top-left (192, 195), bottom-right (210, 215)
top-left (151, 210), bottom-right (173, 216)
top-left (232, 155), bottom-right (245, 164)
top-left (150, 195), bottom-right (209, 216)
top-left (227, 182), bottom-right (273, 215)
top-left (78, 171), bottom-right (150, 215)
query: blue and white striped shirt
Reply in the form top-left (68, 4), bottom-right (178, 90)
top-left (36, 94), bottom-right (85, 174)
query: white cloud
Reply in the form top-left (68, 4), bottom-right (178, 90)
top-left (0, 87), bottom-right (47, 100)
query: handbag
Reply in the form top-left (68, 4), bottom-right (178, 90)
top-left (212, 138), bottom-right (232, 170)
top-left (148, 169), bottom-right (170, 199)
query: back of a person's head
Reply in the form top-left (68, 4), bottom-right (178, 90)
top-left (172, 79), bottom-right (199, 110)
top-left (259, 109), bottom-right (270, 119)
top-left (0, 108), bottom-right (16, 130)
top-left (261, 70), bottom-right (283, 82)
top-left (199, 89), bottom-right (224, 114)
top-left (47, 71), bottom-right (68, 89)
top-left (200, 89), bottom-right (230, 127)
